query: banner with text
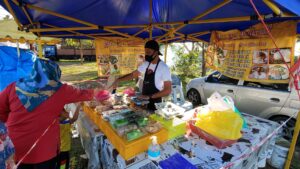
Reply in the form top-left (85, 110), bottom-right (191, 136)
top-left (205, 21), bottom-right (298, 83)
top-left (95, 38), bottom-right (144, 77)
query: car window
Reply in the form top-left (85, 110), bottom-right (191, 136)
top-left (243, 81), bottom-right (289, 92)
top-left (206, 72), bottom-right (239, 85)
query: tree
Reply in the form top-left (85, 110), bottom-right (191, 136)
top-left (3, 15), bottom-right (10, 20)
top-left (62, 38), bottom-right (94, 49)
top-left (171, 43), bottom-right (202, 88)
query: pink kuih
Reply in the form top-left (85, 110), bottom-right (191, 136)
top-left (95, 90), bottom-right (111, 101)
top-left (123, 88), bottom-right (135, 97)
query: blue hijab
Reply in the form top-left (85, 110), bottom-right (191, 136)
top-left (16, 58), bottom-right (62, 112)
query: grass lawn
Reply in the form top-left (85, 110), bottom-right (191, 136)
top-left (58, 60), bottom-right (99, 83)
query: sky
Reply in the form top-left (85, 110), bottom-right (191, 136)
top-left (0, 5), bottom-right (11, 19)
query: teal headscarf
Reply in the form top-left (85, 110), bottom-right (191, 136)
top-left (16, 58), bottom-right (62, 112)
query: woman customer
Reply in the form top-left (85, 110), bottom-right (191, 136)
top-left (0, 58), bottom-right (103, 169)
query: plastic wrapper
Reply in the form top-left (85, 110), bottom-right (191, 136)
top-left (155, 102), bottom-right (185, 119)
top-left (145, 121), bottom-right (162, 133)
top-left (159, 153), bottom-right (197, 169)
top-left (95, 105), bottom-right (113, 113)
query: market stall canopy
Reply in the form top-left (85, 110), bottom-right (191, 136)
top-left (0, 19), bottom-right (60, 44)
top-left (0, 0), bottom-right (300, 42)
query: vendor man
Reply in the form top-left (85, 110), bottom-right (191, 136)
top-left (112, 40), bottom-right (172, 110)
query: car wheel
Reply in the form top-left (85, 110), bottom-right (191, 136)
top-left (187, 89), bottom-right (201, 106)
top-left (270, 116), bottom-right (299, 145)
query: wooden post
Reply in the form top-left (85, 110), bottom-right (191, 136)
top-left (37, 38), bottom-right (43, 58)
top-left (164, 43), bottom-right (168, 63)
top-left (284, 111), bottom-right (300, 169)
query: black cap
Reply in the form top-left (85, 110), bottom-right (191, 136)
top-left (144, 40), bottom-right (162, 55)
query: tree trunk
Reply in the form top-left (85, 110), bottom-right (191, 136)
top-left (201, 42), bottom-right (206, 77)
top-left (183, 43), bottom-right (191, 53)
top-left (79, 40), bottom-right (84, 65)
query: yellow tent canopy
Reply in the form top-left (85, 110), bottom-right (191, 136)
top-left (0, 19), bottom-right (60, 45)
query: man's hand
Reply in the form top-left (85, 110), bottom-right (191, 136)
top-left (107, 79), bottom-right (119, 90)
top-left (137, 95), bottom-right (150, 100)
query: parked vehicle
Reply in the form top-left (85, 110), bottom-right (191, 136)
top-left (43, 45), bottom-right (59, 61)
top-left (186, 71), bottom-right (300, 141)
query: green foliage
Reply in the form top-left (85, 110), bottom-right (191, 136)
top-left (171, 46), bottom-right (201, 87)
top-left (62, 39), bottom-right (94, 49)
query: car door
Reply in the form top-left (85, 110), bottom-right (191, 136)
top-left (202, 72), bottom-right (239, 104)
top-left (235, 81), bottom-right (290, 117)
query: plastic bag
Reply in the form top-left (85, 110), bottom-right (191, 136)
top-left (95, 90), bottom-right (111, 101)
top-left (223, 96), bottom-right (248, 129)
top-left (195, 109), bottom-right (243, 140)
top-left (123, 88), bottom-right (135, 97)
top-left (195, 92), bottom-right (243, 140)
top-left (207, 92), bottom-right (247, 129)
top-left (207, 92), bottom-right (231, 111)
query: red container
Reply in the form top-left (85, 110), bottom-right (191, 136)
top-left (187, 120), bottom-right (237, 149)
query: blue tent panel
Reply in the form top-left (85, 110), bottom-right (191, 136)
top-left (0, 0), bottom-right (299, 41)
top-left (0, 46), bottom-right (36, 91)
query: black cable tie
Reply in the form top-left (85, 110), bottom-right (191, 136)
top-left (18, 0), bottom-right (26, 7)
top-left (98, 25), bottom-right (104, 30)
top-left (250, 15), bottom-right (259, 20)
top-left (184, 34), bottom-right (188, 40)
top-left (184, 20), bottom-right (189, 24)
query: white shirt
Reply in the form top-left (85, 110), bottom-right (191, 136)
top-left (138, 60), bottom-right (172, 91)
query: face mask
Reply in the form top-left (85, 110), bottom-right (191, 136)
top-left (145, 52), bottom-right (156, 62)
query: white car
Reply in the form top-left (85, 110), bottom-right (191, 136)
top-left (186, 71), bottom-right (300, 141)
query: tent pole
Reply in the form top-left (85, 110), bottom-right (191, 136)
top-left (262, 0), bottom-right (281, 16)
top-left (30, 16), bottom-right (252, 33)
top-left (284, 111), bottom-right (300, 169)
top-left (21, 6), bottom-right (41, 37)
top-left (149, 0), bottom-right (153, 40)
top-left (262, 0), bottom-right (294, 17)
top-left (189, 31), bottom-right (210, 37)
top-left (30, 27), bottom-right (98, 32)
top-left (80, 40), bottom-right (84, 65)
top-left (164, 43), bottom-right (168, 63)
top-left (3, 0), bottom-right (22, 29)
top-left (155, 0), bottom-right (232, 41)
top-left (42, 23), bottom-right (97, 39)
top-left (159, 36), bottom-right (184, 43)
top-left (155, 25), bottom-right (208, 44)
top-left (133, 27), bottom-right (149, 37)
top-left (38, 38), bottom-right (43, 58)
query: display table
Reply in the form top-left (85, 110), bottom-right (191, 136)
top-left (74, 108), bottom-right (103, 169)
top-left (82, 105), bottom-right (279, 169)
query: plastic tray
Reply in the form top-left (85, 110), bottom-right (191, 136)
top-left (83, 105), bottom-right (168, 160)
top-left (187, 120), bottom-right (236, 149)
top-left (150, 114), bottom-right (186, 140)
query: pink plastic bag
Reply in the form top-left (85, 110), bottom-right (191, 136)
top-left (123, 88), bottom-right (135, 97)
top-left (95, 90), bottom-right (111, 101)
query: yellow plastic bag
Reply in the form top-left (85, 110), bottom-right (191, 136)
top-left (195, 109), bottom-right (243, 140)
